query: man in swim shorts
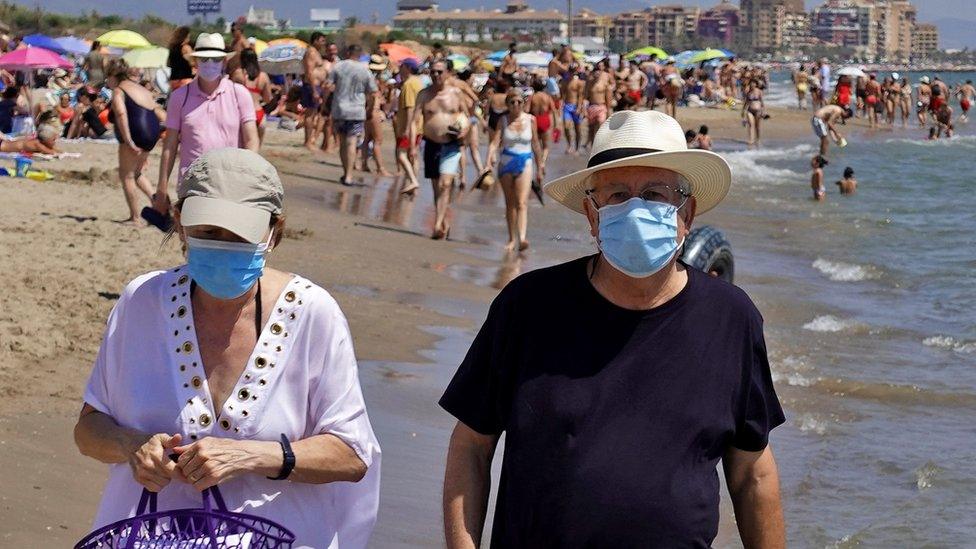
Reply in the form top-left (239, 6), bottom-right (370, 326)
top-left (410, 60), bottom-right (470, 239)
top-left (301, 32), bottom-right (328, 151)
top-left (812, 104), bottom-right (852, 156)
top-left (584, 61), bottom-right (613, 148)
top-left (561, 67), bottom-right (585, 155)
top-left (957, 80), bottom-right (974, 121)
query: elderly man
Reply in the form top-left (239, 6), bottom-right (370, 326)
top-left (441, 110), bottom-right (786, 548)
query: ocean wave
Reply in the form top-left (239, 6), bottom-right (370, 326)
top-left (795, 413), bottom-right (829, 435)
top-left (725, 144), bottom-right (812, 186)
top-left (803, 315), bottom-right (861, 333)
top-left (773, 370), bottom-right (817, 387)
top-left (812, 258), bottom-right (882, 282)
top-left (923, 335), bottom-right (976, 354)
top-left (883, 134), bottom-right (976, 149)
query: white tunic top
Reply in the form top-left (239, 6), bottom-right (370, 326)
top-left (84, 266), bottom-right (381, 549)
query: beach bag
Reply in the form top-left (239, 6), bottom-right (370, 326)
top-left (75, 486), bottom-right (295, 549)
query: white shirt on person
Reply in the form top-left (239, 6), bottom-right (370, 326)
top-left (83, 266), bottom-right (380, 548)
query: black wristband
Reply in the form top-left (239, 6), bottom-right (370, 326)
top-left (267, 434), bottom-right (295, 480)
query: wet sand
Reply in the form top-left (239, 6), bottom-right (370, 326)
top-left (0, 104), bottom-right (842, 546)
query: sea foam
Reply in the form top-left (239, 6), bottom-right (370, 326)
top-left (923, 335), bottom-right (976, 354)
top-left (812, 258), bottom-right (881, 282)
top-left (803, 315), bottom-right (858, 333)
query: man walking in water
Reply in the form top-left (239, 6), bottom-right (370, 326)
top-left (329, 44), bottom-right (377, 186)
top-left (957, 80), bottom-right (974, 122)
top-left (812, 104), bottom-right (852, 156)
top-left (409, 60), bottom-right (471, 240)
top-left (301, 32), bottom-right (328, 152)
top-left (584, 61), bottom-right (612, 149)
top-left (561, 66), bottom-right (585, 155)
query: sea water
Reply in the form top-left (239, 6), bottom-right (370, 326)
top-left (302, 77), bottom-right (976, 545)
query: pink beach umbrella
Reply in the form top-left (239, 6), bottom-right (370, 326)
top-left (0, 47), bottom-right (73, 71)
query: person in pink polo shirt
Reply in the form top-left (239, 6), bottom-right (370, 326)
top-left (153, 33), bottom-right (259, 215)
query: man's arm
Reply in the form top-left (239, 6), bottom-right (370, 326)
top-left (723, 445), bottom-right (786, 549)
top-left (240, 121), bottom-right (259, 152)
top-left (443, 421), bottom-right (499, 549)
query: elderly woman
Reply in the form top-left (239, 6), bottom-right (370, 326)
top-left (75, 148), bottom-right (380, 547)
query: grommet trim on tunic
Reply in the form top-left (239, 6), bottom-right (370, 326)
top-left (164, 269), bottom-right (309, 441)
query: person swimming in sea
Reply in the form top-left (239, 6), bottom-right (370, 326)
top-left (810, 154), bottom-right (828, 201)
top-left (835, 166), bottom-right (856, 195)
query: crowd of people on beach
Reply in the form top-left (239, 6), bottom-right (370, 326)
top-left (5, 27), bottom-right (974, 228)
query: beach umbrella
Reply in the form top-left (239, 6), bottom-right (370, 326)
top-left (55, 36), bottom-right (92, 56)
top-left (688, 48), bottom-right (731, 65)
top-left (249, 38), bottom-right (269, 55)
top-left (515, 50), bottom-right (552, 68)
top-left (0, 47), bottom-right (72, 70)
top-left (23, 34), bottom-right (66, 54)
top-left (267, 37), bottom-right (308, 49)
top-left (96, 30), bottom-right (151, 49)
top-left (446, 53), bottom-right (469, 71)
top-left (624, 46), bottom-right (668, 60)
top-left (258, 43), bottom-right (305, 76)
top-left (486, 50), bottom-right (507, 62)
top-left (378, 43), bottom-right (418, 64)
top-left (123, 46), bottom-right (168, 68)
top-left (836, 66), bottom-right (867, 78)
top-left (672, 50), bottom-right (700, 69)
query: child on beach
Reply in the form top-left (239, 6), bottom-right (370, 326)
top-left (810, 155), bottom-right (828, 201)
top-left (695, 125), bottom-right (712, 150)
top-left (836, 166), bottom-right (857, 195)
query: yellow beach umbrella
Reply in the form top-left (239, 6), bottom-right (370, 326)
top-left (267, 38), bottom-right (308, 49)
top-left (96, 30), bottom-right (151, 50)
top-left (250, 38), bottom-right (269, 55)
top-left (123, 46), bottom-right (168, 68)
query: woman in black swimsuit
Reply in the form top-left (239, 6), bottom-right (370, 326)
top-left (105, 59), bottom-right (166, 225)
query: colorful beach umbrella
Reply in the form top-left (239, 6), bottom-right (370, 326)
top-left (55, 36), bottom-right (92, 56)
top-left (624, 46), bottom-right (668, 60)
top-left (23, 34), bottom-right (66, 54)
top-left (446, 53), bottom-right (470, 71)
top-left (514, 50), bottom-right (552, 68)
top-left (688, 48), bottom-right (731, 65)
top-left (0, 47), bottom-right (72, 70)
top-left (96, 30), bottom-right (151, 49)
top-left (486, 50), bottom-right (507, 62)
top-left (378, 43), bottom-right (419, 64)
top-left (249, 38), bottom-right (269, 55)
top-left (267, 37), bottom-right (308, 49)
top-left (258, 44), bottom-right (306, 76)
top-left (123, 46), bottom-right (168, 68)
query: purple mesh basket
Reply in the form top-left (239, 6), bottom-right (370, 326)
top-left (75, 486), bottom-right (295, 549)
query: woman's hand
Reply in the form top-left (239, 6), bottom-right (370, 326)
top-left (174, 437), bottom-right (281, 491)
top-left (127, 433), bottom-right (184, 492)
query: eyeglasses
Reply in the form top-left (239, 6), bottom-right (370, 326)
top-left (586, 184), bottom-right (691, 209)
top-left (431, 70), bottom-right (444, 75)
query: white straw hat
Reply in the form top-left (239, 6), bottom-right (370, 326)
top-left (544, 110), bottom-right (732, 215)
top-left (191, 33), bottom-right (231, 58)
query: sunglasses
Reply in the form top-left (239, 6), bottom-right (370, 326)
top-left (431, 70), bottom-right (444, 75)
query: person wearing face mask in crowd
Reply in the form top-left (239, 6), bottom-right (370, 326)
top-left (440, 110), bottom-right (786, 549)
top-left (153, 33), bottom-right (259, 217)
top-left (75, 148), bottom-right (381, 548)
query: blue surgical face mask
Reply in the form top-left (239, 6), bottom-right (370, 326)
top-left (186, 232), bottom-right (272, 300)
top-left (197, 59), bottom-right (224, 82)
top-left (596, 197), bottom-right (683, 278)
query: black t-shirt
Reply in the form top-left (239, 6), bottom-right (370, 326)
top-left (440, 256), bottom-right (785, 548)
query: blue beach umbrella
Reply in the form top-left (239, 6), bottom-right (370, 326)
top-left (486, 50), bottom-right (507, 62)
top-left (23, 33), bottom-right (66, 54)
top-left (55, 36), bottom-right (92, 56)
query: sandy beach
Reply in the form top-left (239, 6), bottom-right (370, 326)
top-left (0, 103), bottom-right (896, 547)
